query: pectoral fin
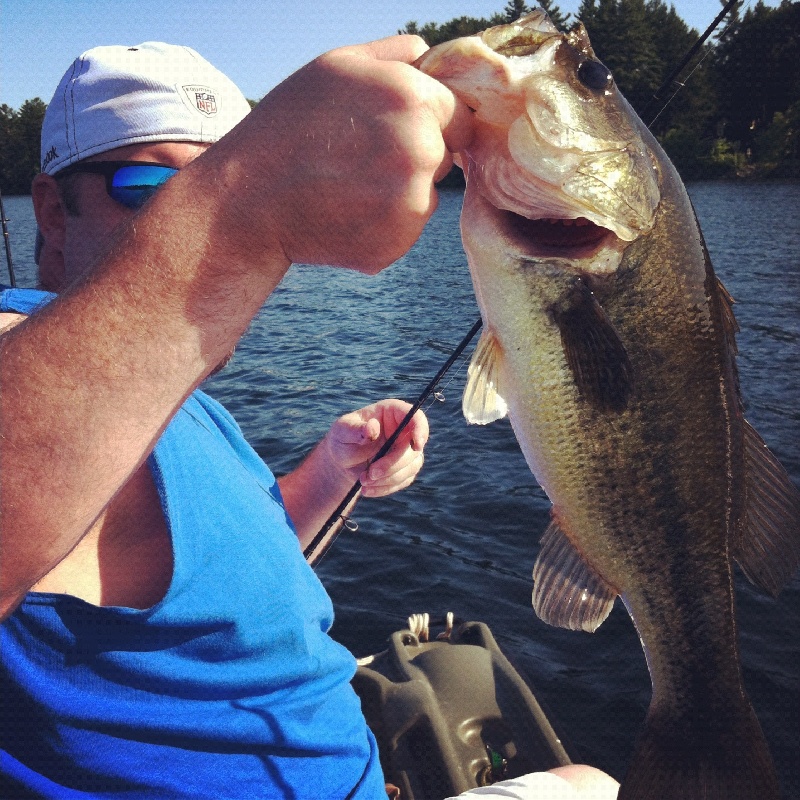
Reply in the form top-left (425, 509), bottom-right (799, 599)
top-left (462, 329), bottom-right (508, 424)
top-left (550, 278), bottom-right (633, 413)
top-left (532, 517), bottom-right (618, 632)
top-left (734, 420), bottom-right (800, 596)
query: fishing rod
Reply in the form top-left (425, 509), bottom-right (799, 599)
top-left (304, 317), bottom-right (483, 568)
top-left (0, 190), bottom-right (17, 287)
top-left (644, 0), bottom-right (741, 126)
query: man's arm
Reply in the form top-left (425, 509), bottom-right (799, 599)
top-left (0, 36), bottom-right (473, 619)
top-left (0, 167), bottom-right (279, 617)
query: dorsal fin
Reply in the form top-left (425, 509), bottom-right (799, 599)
top-left (532, 517), bottom-right (618, 632)
top-left (715, 275), bottom-right (739, 356)
top-left (462, 329), bottom-right (508, 425)
top-left (734, 420), bottom-right (800, 596)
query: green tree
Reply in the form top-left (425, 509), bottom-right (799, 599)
top-left (494, 0), bottom-right (569, 28)
top-left (643, 1), bottom-right (717, 135)
top-left (751, 100), bottom-right (800, 176)
top-left (0, 98), bottom-right (46, 195)
top-left (712, 0), bottom-right (800, 154)
top-left (501, 0), bottom-right (530, 21)
top-left (401, 1), bottom-right (568, 45)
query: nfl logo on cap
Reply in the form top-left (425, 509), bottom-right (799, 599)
top-left (183, 85), bottom-right (218, 117)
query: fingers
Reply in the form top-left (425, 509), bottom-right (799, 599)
top-left (348, 34), bottom-right (430, 65)
top-left (417, 72), bottom-right (475, 156)
top-left (341, 399), bottom-right (428, 450)
top-left (358, 401), bottom-right (428, 497)
top-left (356, 416), bottom-right (382, 446)
top-left (379, 399), bottom-right (429, 453)
top-left (326, 400), bottom-right (429, 496)
top-left (327, 409), bottom-right (377, 447)
top-left (360, 447), bottom-right (424, 498)
top-left (346, 35), bottom-right (474, 153)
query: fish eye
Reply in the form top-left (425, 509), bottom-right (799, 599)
top-left (577, 59), bottom-right (612, 92)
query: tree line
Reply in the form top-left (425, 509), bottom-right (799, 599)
top-left (403, 0), bottom-right (800, 180)
top-left (1, 99), bottom-right (47, 195)
top-left (1, 0), bottom-right (798, 194)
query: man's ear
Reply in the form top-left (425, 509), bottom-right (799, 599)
top-left (31, 174), bottom-right (67, 291)
top-left (31, 174), bottom-right (67, 251)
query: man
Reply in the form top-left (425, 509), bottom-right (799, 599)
top-left (0, 40), bottom-right (617, 799)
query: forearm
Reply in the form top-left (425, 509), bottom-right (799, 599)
top-left (278, 440), bottom-right (356, 550)
top-left (0, 159), bottom-right (288, 616)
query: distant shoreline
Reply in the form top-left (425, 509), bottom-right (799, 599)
top-left (434, 166), bottom-right (800, 190)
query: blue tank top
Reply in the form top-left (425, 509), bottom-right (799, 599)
top-left (0, 289), bottom-right (385, 798)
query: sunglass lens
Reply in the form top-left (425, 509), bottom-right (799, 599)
top-left (110, 165), bottom-right (178, 209)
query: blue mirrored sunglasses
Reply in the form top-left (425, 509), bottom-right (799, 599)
top-left (55, 161), bottom-right (179, 210)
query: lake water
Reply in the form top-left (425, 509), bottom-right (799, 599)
top-left (2, 183), bottom-right (799, 796)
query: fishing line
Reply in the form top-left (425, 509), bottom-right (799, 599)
top-left (420, 344), bottom-right (474, 412)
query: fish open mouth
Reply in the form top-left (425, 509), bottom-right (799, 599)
top-left (508, 212), bottom-right (616, 253)
top-left (466, 186), bottom-right (629, 274)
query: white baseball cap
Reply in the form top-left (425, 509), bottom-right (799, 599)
top-left (40, 41), bottom-right (252, 175)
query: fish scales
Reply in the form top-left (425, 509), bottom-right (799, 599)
top-left (418, 9), bottom-right (799, 800)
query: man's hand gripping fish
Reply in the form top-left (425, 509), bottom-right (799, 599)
top-left (417, 10), bottom-right (800, 800)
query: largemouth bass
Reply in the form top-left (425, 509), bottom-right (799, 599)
top-left (417, 10), bottom-right (800, 800)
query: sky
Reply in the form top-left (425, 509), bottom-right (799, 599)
top-left (1, 0), bottom-right (781, 110)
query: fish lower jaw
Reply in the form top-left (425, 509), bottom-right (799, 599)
top-left (502, 208), bottom-right (626, 273)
